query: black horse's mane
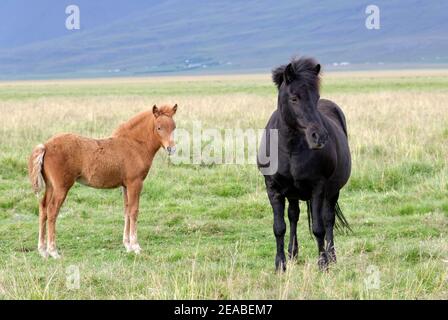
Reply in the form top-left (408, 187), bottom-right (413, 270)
top-left (272, 57), bottom-right (321, 90)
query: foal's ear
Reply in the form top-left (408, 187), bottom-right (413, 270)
top-left (284, 63), bottom-right (295, 85)
top-left (152, 105), bottom-right (160, 118)
top-left (172, 104), bottom-right (178, 115)
top-left (314, 63), bottom-right (321, 75)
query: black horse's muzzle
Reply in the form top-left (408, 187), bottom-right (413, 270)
top-left (306, 127), bottom-right (329, 150)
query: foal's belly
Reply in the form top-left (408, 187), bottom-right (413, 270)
top-left (76, 175), bottom-right (121, 189)
top-left (77, 162), bottom-right (123, 189)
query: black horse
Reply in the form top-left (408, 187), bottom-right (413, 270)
top-left (257, 57), bottom-right (351, 271)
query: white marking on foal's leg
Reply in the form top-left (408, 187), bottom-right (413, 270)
top-left (124, 239), bottom-right (133, 253)
top-left (48, 250), bottom-right (61, 259)
top-left (38, 245), bottom-right (48, 258)
top-left (123, 215), bottom-right (131, 252)
top-left (47, 243), bottom-right (61, 259)
top-left (132, 244), bottom-right (141, 255)
top-left (129, 234), bottom-right (141, 254)
top-left (38, 234), bottom-right (47, 258)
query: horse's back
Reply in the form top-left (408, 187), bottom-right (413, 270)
top-left (45, 133), bottom-right (107, 159)
top-left (264, 109), bottom-right (281, 129)
top-left (318, 99), bottom-right (351, 192)
top-left (43, 133), bottom-right (127, 188)
top-left (257, 109), bottom-right (280, 167)
top-left (318, 99), bottom-right (348, 137)
top-left (44, 133), bottom-right (86, 160)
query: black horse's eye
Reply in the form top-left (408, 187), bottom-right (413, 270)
top-left (290, 95), bottom-right (300, 103)
top-left (157, 127), bottom-right (161, 131)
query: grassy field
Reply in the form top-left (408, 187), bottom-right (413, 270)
top-left (0, 70), bottom-right (447, 299)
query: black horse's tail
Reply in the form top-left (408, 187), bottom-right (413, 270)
top-left (334, 202), bottom-right (352, 232)
top-left (306, 201), bottom-right (312, 234)
top-left (306, 200), bottom-right (352, 234)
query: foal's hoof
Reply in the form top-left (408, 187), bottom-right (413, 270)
top-left (126, 244), bottom-right (141, 255)
top-left (124, 243), bottom-right (133, 253)
top-left (48, 250), bottom-right (61, 259)
top-left (133, 245), bottom-right (141, 255)
top-left (318, 253), bottom-right (329, 271)
top-left (38, 248), bottom-right (48, 259)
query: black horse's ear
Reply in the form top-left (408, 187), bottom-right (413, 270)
top-left (272, 64), bottom-right (286, 89)
top-left (284, 63), bottom-right (295, 85)
top-left (314, 63), bottom-right (321, 75)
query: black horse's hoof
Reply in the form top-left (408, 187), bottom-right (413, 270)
top-left (318, 252), bottom-right (329, 271)
top-left (327, 248), bottom-right (337, 264)
top-left (288, 247), bottom-right (298, 260)
top-left (275, 255), bottom-right (286, 272)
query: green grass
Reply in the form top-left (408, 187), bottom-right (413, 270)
top-left (0, 72), bottom-right (447, 299)
top-left (1, 73), bottom-right (447, 101)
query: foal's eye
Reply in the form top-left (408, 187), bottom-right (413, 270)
top-left (157, 127), bottom-right (161, 131)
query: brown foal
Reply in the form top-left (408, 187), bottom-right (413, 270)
top-left (28, 104), bottom-right (178, 258)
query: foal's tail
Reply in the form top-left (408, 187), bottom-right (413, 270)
top-left (306, 200), bottom-right (352, 234)
top-left (28, 144), bottom-right (46, 195)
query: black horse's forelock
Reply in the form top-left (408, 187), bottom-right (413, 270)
top-left (272, 57), bottom-right (321, 90)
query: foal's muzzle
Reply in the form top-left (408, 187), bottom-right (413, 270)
top-left (166, 146), bottom-right (176, 156)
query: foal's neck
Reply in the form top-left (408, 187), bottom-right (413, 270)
top-left (113, 111), bottom-right (161, 157)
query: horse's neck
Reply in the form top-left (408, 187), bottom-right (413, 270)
top-left (278, 103), bottom-right (327, 138)
top-left (278, 113), bottom-right (301, 137)
top-left (277, 113), bottom-right (308, 149)
top-left (113, 111), bottom-right (160, 155)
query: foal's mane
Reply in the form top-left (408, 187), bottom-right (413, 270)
top-left (112, 106), bottom-right (174, 142)
top-left (112, 111), bottom-right (153, 140)
top-left (272, 57), bottom-right (321, 90)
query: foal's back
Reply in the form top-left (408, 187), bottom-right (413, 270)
top-left (43, 133), bottom-right (148, 189)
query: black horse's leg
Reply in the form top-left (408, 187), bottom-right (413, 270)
top-left (324, 193), bottom-right (339, 263)
top-left (311, 184), bottom-right (328, 271)
top-left (287, 198), bottom-right (300, 260)
top-left (268, 191), bottom-right (286, 272)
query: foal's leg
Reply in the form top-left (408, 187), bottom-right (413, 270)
top-left (311, 184), bottom-right (328, 270)
top-left (287, 198), bottom-right (300, 260)
top-left (268, 190), bottom-right (286, 272)
top-left (46, 187), bottom-right (68, 259)
top-left (127, 181), bottom-right (143, 254)
top-left (38, 187), bottom-right (52, 258)
top-left (122, 187), bottom-right (132, 252)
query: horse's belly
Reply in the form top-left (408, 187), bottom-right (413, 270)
top-left (285, 180), bottom-right (313, 200)
top-left (76, 175), bottom-right (121, 189)
top-left (78, 164), bottom-right (123, 189)
top-left (267, 173), bottom-right (312, 201)
top-left (77, 175), bottom-right (121, 189)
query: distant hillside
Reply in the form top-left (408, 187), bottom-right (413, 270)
top-left (0, 0), bottom-right (447, 79)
